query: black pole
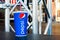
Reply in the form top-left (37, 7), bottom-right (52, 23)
top-left (42, 0), bottom-right (50, 18)
top-left (27, 0), bottom-right (30, 9)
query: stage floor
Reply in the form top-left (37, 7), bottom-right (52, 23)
top-left (0, 32), bottom-right (60, 40)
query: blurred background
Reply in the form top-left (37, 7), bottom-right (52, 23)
top-left (0, 0), bottom-right (60, 35)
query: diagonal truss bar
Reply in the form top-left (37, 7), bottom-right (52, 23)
top-left (44, 0), bottom-right (52, 35)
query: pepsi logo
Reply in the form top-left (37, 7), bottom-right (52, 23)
top-left (19, 13), bottom-right (25, 19)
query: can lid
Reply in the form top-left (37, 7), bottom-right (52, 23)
top-left (13, 11), bottom-right (28, 14)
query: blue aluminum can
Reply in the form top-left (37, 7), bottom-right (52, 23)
top-left (14, 11), bottom-right (28, 37)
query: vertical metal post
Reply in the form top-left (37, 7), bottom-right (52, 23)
top-left (39, 0), bottom-right (43, 34)
top-left (32, 0), bottom-right (38, 34)
top-left (47, 0), bottom-right (52, 35)
top-left (5, 0), bottom-right (10, 32)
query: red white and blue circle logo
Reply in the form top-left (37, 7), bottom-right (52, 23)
top-left (19, 13), bottom-right (25, 19)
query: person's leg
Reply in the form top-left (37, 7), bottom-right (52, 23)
top-left (45, 14), bottom-right (48, 23)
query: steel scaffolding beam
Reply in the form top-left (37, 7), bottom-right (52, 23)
top-left (32, 0), bottom-right (39, 34)
top-left (5, 0), bottom-right (10, 32)
top-left (39, 0), bottom-right (43, 34)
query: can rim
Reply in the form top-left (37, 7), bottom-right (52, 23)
top-left (13, 11), bottom-right (28, 14)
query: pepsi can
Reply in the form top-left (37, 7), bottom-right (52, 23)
top-left (14, 11), bottom-right (28, 37)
